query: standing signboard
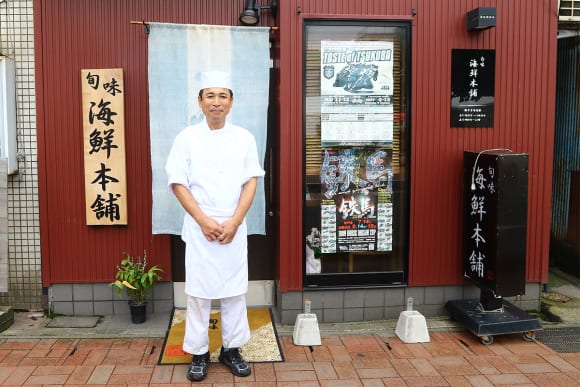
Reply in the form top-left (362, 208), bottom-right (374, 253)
top-left (462, 150), bottom-right (528, 303)
top-left (446, 150), bottom-right (541, 345)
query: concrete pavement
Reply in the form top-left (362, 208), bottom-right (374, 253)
top-left (0, 318), bottom-right (579, 386)
top-left (0, 267), bottom-right (579, 385)
top-left (541, 267), bottom-right (580, 327)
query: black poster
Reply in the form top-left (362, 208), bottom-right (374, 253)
top-left (451, 49), bottom-right (495, 128)
top-left (318, 148), bottom-right (393, 254)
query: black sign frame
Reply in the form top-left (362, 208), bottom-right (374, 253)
top-left (451, 49), bottom-right (495, 128)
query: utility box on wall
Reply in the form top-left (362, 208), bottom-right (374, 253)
top-left (463, 150), bottom-right (528, 299)
top-left (0, 57), bottom-right (18, 175)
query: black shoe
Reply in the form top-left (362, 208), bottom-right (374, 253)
top-left (187, 352), bottom-right (210, 382)
top-left (218, 347), bottom-right (251, 377)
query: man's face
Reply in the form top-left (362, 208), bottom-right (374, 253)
top-left (198, 87), bottom-right (233, 122)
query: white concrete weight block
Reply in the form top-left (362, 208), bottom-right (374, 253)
top-left (395, 310), bottom-right (430, 343)
top-left (292, 313), bottom-right (322, 346)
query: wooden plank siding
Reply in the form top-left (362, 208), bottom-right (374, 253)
top-left (277, 0), bottom-right (558, 290)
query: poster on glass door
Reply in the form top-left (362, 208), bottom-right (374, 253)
top-left (320, 148), bottom-right (393, 253)
top-left (320, 40), bottom-right (394, 146)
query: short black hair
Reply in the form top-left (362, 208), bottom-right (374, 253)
top-left (198, 89), bottom-right (234, 98)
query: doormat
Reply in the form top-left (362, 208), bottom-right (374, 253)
top-left (158, 308), bottom-right (284, 365)
top-left (535, 327), bottom-right (580, 353)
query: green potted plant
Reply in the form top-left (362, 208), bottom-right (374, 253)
top-left (111, 251), bottom-right (163, 324)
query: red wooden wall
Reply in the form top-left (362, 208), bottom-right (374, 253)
top-left (34, 0), bottom-right (558, 291)
top-left (277, 0), bottom-right (559, 290)
top-left (34, 0), bottom-right (257, 285)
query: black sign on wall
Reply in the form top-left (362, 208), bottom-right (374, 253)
top-left (451, 49), bottom-right (495, 128)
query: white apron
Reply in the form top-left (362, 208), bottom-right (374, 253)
top-left (166, 121), bottom-right (264, 299)
top-left (182, 215), bottom-right (248, 298)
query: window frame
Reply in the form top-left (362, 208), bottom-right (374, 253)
top-left (301, 19), bottom-right (412, 289)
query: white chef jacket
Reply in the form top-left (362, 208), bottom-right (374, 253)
top-left (166, 120), bottom-right (265, 299)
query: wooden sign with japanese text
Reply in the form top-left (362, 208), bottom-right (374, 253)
top-left (81, 68), bottom-right (127, 225)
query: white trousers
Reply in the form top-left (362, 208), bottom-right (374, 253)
top-left (182, 294), bottom-right (251, 355)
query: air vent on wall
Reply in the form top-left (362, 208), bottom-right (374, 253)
top-left (559, 0), bottom-right (580, 22)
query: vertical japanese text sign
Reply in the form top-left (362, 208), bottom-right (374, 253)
top-left (463, 151), bottom-right (528, 296)
top-left (464, 155), bottom-right (494, 285)
top-left (450, 49), bottom-right (495, 128)
top-left (81, 68), bottom-right (128, 225)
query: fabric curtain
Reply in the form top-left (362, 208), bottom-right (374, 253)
top-left (148, 23), bottom-right (270, 235)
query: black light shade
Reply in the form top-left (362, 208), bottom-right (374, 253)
top-left (240, 0), bottom-right (260, 25)
top-left (239, 0), bottom-right (277, 26)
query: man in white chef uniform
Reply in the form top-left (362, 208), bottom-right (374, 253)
top-left (166, 71), bottom-right (265, 382)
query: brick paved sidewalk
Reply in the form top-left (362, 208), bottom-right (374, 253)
top-left (0, 331), bottom-right (579, 386)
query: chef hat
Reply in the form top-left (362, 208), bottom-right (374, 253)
top-left (199, 71), bottom-right (232, 91)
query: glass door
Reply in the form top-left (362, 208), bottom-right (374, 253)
top-left (303, 20), bottom-right (411, 288)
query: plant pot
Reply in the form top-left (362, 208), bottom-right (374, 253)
top-left (129, 302), bottom-right (147, 324)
